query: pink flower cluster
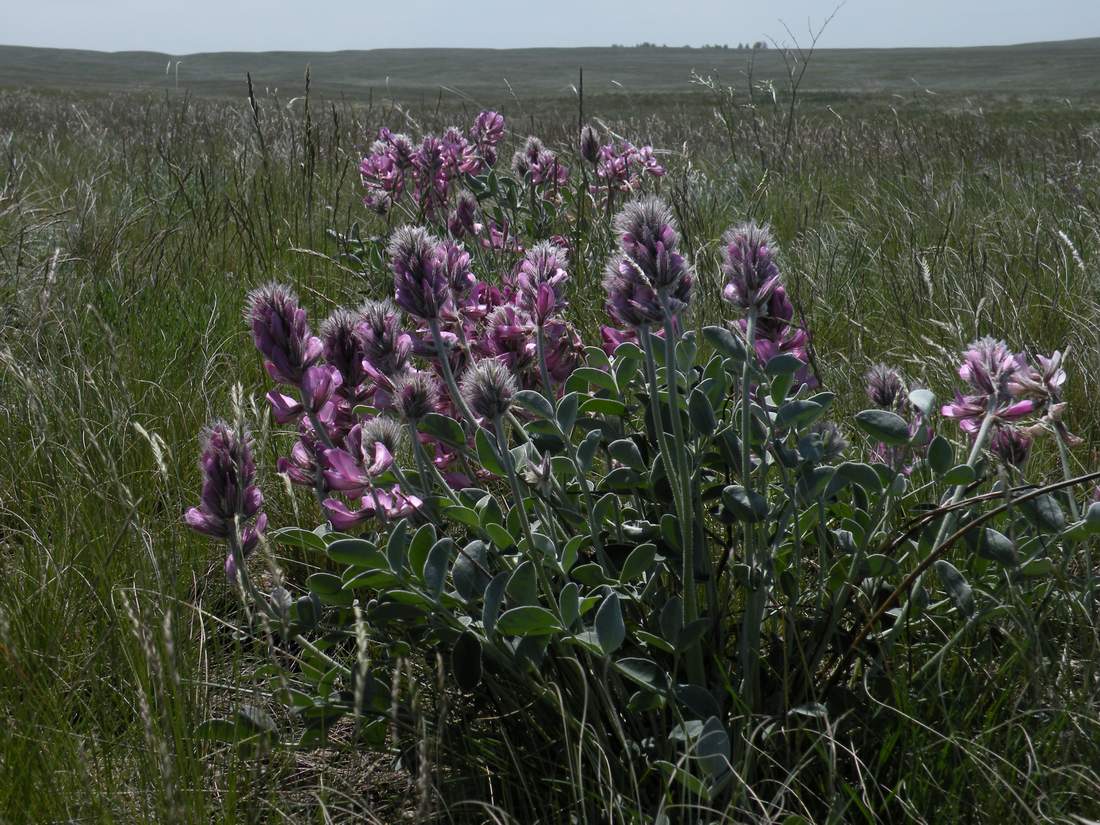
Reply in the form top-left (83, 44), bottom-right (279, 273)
top-left (239, 228), bottom-right (584, 533)
top-left (592, 140), bottom-right (665, 195)
top-left (940, 338), bottom-right (1062, 434)
top-left (359, 111), bottom-right (506, 216)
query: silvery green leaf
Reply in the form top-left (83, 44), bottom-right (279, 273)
top-left (595, 592), bottom-right (626, 655)
top-left (559, 581), bottom-right (580, 629)
top-left (513, 389), bottom-right (555, 420)
top-left (620, 543), bottom-right (658, 582)
top-left (495, 606), bottom-right (561, 637)
top-left (1021, 493), bottom-right (1065, 532)
top-left (933, 560), bottom-right (975, 618)
top-left (557, 392), bottom-right (580, 436)
top-left (688, 387), bottom-right (717, 436)
top-left (1086, 502), bottom-right (1100, 533)
top-left (775, 399), bottom-right (823, 431)
top-left (674, 684), bottom-right (721, 720)
top-left (942, 464), bottom-right (976, 485)
top-left (695, 716), bottom-right (731, 778)
top-left (577, 428), bottom-right (602, 473)
top-left (702, 325), bottom-right (746, 361)
top-left (660, 596), bottom-right (683, 644)
top-left (765, 353), bottom-right (805, 376)
top-left (452, 540), bottom-right (491, 601)
top-left (408, 523), bottom-right (437, 579)
top-left (475, 427), bottom-right (505, 475)
top-left (418, 412), bottom-right (465, 447)
top-left (609, 437), bottom-right (646, 471)
top-left (423, 538), bottom-right (453, 597)
top-left (615, 657), bottom-right (669, 691)
top-left (908, 388), bottom-right (936, 416)
top-left (482, 572), bottom-right (509, 633)
top-left (722, 485), bottom-right (768, 522)
top-left (326, 537), bottom-right (383, 566)
top-left (972, 528), bottom-right (1018, 566)
top-left (928, 435), bottom-right (953, 476)
top-left (385, 519), bottom-right (409, 573)
top-left (854, 409), bottom-right (910, 446)
top-left (506, 560), bottom-right (538, 605)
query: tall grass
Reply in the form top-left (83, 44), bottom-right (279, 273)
top-left (0, 86), bottom-right (1098, 821)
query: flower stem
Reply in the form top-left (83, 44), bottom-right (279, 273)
top-left (883, 409), bottom-right (997, 652)
top-left (428, 319), bottom-right (479, 430)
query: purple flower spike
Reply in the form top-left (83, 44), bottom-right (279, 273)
top-left (602, 259), bottom-right (664, 329)
top-left (866, 364), bottom-right (905, 410)
top-left (357, 299), bottom-right (412, 378)
top-left (184, 421), bottom-right (265, 554)
top-left (389, 226), bottom-right (451, 322)
top-left (958, 337), bottom-right (1029, 398)
top-left (321, 308), bottom-right (369, 392)
top-left (438, 241), bottom-right (475, 298)
top-left (614, 197), bottom-right (691, 298)
top-left (1013, 350), bottom-right (1067, 400)
top-left (721, 222), bottom-right (782, 313)
top-left (245, 283), bottom-right (323, 386)
top-left (467, 111), bottom-right (506, 171)
top-left (448, 190), bottom-right (480, 238)
top-left (580, 124), bottom-right (600, 164)
top-left (517, 241), bottom-right (570, 321)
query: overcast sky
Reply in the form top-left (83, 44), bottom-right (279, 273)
top-left (4, 0), bottom-right (1100, 53)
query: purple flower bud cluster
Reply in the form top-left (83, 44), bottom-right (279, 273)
top-left (590, 137), bottom-right (666, 195)
top-left (512, 137), bottom-right (570, 190)
top-left (721, 222), bottom-right (782, 312)
top-left (184, 422), bottom-right (267, 581)
top-left (602, 197), bottom-right (693, 334)
top-left (359, 111), bottom-right (506, 217)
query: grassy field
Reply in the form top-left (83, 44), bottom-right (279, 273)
top-left (1, 53), bottom-right (1100, 822)
top-left (2, 38), bottom-right (1100, 101)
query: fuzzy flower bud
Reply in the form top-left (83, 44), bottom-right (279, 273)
top-left (390, 226), bottom-right (451, 321)
top-left (516, 241), bottom-right (570, 321)
top-left (357, 299), bottom-right (411, 378)
top-left (245, 283), bottom-right (323, 385)
top-left (393, 370), bottom-right (439, 422)
top-left (184, 422), bottom-right (266, 555)
top-left (461, 359), bottom-right (517, 421)
top-left (721, 222), bottom-right (782, 312)
top-left (866, 364), bottom-right (905, 410)
top-left (321, 308), bottom-right (369, 391)
top-left (580, 124), bottom-right (600, 164)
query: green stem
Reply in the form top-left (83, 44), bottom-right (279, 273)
top-left (884, 409), bottom-right (997, 651)
top-left (738, 309), bottom-right (763, 709)
top-left (428, 319), bottom-right (478, 430)
top-left (661, 312), bottom-right (698, 623)
top-left (536, 323), bottom-right (555, 399)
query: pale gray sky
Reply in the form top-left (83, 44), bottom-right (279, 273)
top-left (3, 0), bottom-right (1099, 53)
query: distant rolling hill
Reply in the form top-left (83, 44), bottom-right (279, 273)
top-left (1, 39), bottom-right (1099, 102)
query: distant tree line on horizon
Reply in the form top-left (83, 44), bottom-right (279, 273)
top-left (610, 42), bottom-right (769, 50)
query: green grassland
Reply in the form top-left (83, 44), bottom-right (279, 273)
top-left (1, 42), bottom-right (1100, 822)
top-left (2, 38), bottom-right (1100, 101)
